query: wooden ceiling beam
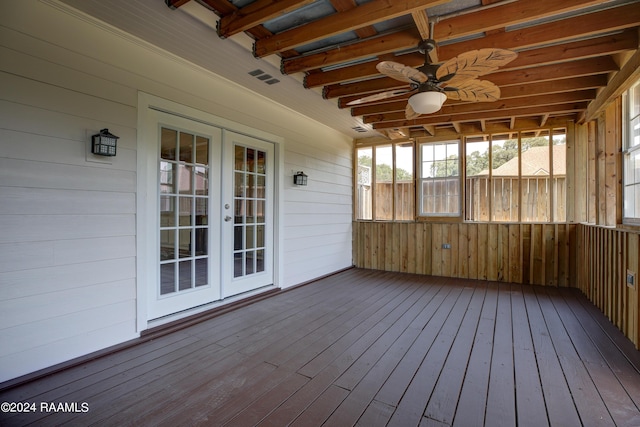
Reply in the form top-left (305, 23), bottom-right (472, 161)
top-left (305, 29), bottom-right (636, 88)
top-left (348, 75), bottom-right (609, 114)
top-left (583, 47), bottom-right (640, 122)
top-left (253, 0), bottom-right (449, 57)
top-left (217, 0), bottom-right (315, 38)
top-left (434, 0), bottom-right (606, 42)
top-left (373, 102), bottom-right (589, 130)
top-left (362, 90), bottom-right (597, 124)
top-left (286, 31), bottom-right (420, 75)
top-left (283, 0), bottom-right (634, 76)
top-left (325, 56), bottom-right (618, 99)
top-left (330, 0), bottom-right (377, 39)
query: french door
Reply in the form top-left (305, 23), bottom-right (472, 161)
top-left (222, 131), bottom-right (274, 298)
top-left (147, 112), bottom-right (274, 319)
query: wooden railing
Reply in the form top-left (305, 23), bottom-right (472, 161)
top-left (575, 223), bottom-right (639, 348)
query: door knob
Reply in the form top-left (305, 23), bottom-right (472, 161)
top-left (224, 215), bottom-right (232, 222)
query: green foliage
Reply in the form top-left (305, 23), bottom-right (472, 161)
top-left (358, 154), bottom-right (412, 182)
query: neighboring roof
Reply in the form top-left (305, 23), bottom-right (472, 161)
top-left (477, 144), bottom-right (566, 177)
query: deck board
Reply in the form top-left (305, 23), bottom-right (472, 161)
top-left (2, 268), bottom-right (640, 427)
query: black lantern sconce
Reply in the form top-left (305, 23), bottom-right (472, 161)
top-left (91, 128), bottom-right (119, 156)
top-left (293, 171), bottom-right (308, 186)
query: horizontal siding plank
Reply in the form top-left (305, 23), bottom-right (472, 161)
top-left (0, 236), bottom-right (135, 273)
top-left (0, 187), bottom-right (135, 215)
top-left (0, 214), bottom-right (135, 244)
top-left (1, 300), bottom-right (136, 357)
top-left (0, 158), bottom-right (136, 192)
top-left (0, 72), bottom-right (137, 129)
top-left (0, 319), bottom-right (137, 383)
top-left (0, 279), bottom-right (135, 330)
top-left (0, 257), bottom-right (136, 299)
top-left (0, 100), bottom-right (136, 150)
top-left (0, 42), bottom-right (136, 108)
top-left (0, 129), bottom-right (136, 172)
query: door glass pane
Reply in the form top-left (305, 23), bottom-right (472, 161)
top-left (256, 249), bottom-right (264, 273)
top-left (160, 263), bottom-right (175, 295)
top-left (247, 148), bottom-right (255, 172)
top-left (195, 258), bottom-right (207, 287)
top-left (257, 151), bottom-right (266, 173)
top-left (160, 196), bottom-right (175, 227)
top-left (178, 260), bottom-right (192, 290)
top-left (246, 225), bottom-right (255, 249)
top-left (178, 165), bottom-right (193, 195)
top-left (235, 172), bottom-right (245, 197)
top-left (160, 162), bottom-right (175, 194)
top-left (233, 143), bottom-right (267, 279)
top-left (195, 198), bottom-right (207, 225)
top-left (159, 127), bottom-right (210, 295)
top-left (179, 229), bottom-right (192, 258)
top-left (195, 167), bottom-right (208, 195)
top-left (196, 136), bottom-right (208, 165)
top-left (179, 197), bottom-right (192, 226)
top-left (179, 132), bottom-right (193, 162)
top-left (235, 145), bottom-right (244, 170)
top-left (160, 230), bottom-right (175, 260)
top-left (195, 228), bottom-right (207, 256)
top-left (161, 128), bottom-right (177, 160)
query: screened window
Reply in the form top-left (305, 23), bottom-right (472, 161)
top-left (355, 142), bottom-right (414, 221)
top-left (624, 80), bottom-right (640, 221)
top-left (465, 130), bottom-right (566, 223)
top-left (419, 141), bottom-right (460, 216)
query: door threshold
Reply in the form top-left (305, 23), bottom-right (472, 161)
top-left (143, 285), bottom-right (280, 338)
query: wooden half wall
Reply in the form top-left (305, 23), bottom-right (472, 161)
top-left (353, 222), bottom-right (575, 287)
top-left (576, 223), bottom-right (639, 348)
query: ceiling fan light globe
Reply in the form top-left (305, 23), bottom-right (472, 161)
top-left (408, 91), bottom-right (447, 114)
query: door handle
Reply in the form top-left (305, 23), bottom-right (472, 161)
top-left (224, 215), bottom-right (232, 222)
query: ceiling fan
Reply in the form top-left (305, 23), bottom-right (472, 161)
top-left (347, 31), bottom-right (518, 119)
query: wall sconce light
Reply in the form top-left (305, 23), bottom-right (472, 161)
top-left (91, 128), bottom-right (119, 156)
top-left (293, 171), bottom-right (308, 186)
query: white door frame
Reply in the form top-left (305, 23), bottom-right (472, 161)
top-left (136, 93), bottom-right (284, 331)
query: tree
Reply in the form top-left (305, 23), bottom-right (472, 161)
top-left (358, 154), bottom-right (412, 183)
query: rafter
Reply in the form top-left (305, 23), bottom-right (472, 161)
top-left (348, 75), bottom-right (609, 115)
top-left (373, 102), bottom-right (589, 130)
top-left (281, 0), bottom-right (630, 76)
top-left (324, 56), bottom-right (618, 100)
top-left (304, 29), bottom-right (637, 88)
top-left (253, 0), bottom-right (449, 57)
top-left (362, 90), bottom-right (597, 124)
top-left (217, 0), bottom-right (315, 38)
top-left (583, 48), bottom-right (640, 122)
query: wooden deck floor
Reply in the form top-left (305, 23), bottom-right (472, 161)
top-left (2, 268), bottom-right (640, 426)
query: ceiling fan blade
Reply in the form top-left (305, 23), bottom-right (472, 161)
top-left (377, 61), bottom-right (428, 83)
top-left (445, 79), bottom-right (501, 102)
top-left (436, 48), bottom-right (517, 86)
top-left (346, 88), bottom-right (414, 106)
top-left (405, 103), bottom-right (421, 120)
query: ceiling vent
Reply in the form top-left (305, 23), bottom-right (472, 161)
top-left (352, 126), bottom-right (368, 133)
top-left (248, 69), bottom-right (280, 85)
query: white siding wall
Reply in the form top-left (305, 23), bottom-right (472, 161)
top-left (0, 0), bottom-right (352, 383)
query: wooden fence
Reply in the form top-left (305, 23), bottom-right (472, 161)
top-left (358, 176), bottom-right (566, 222)
top-left (466, 176), bottom-right (566, 222)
